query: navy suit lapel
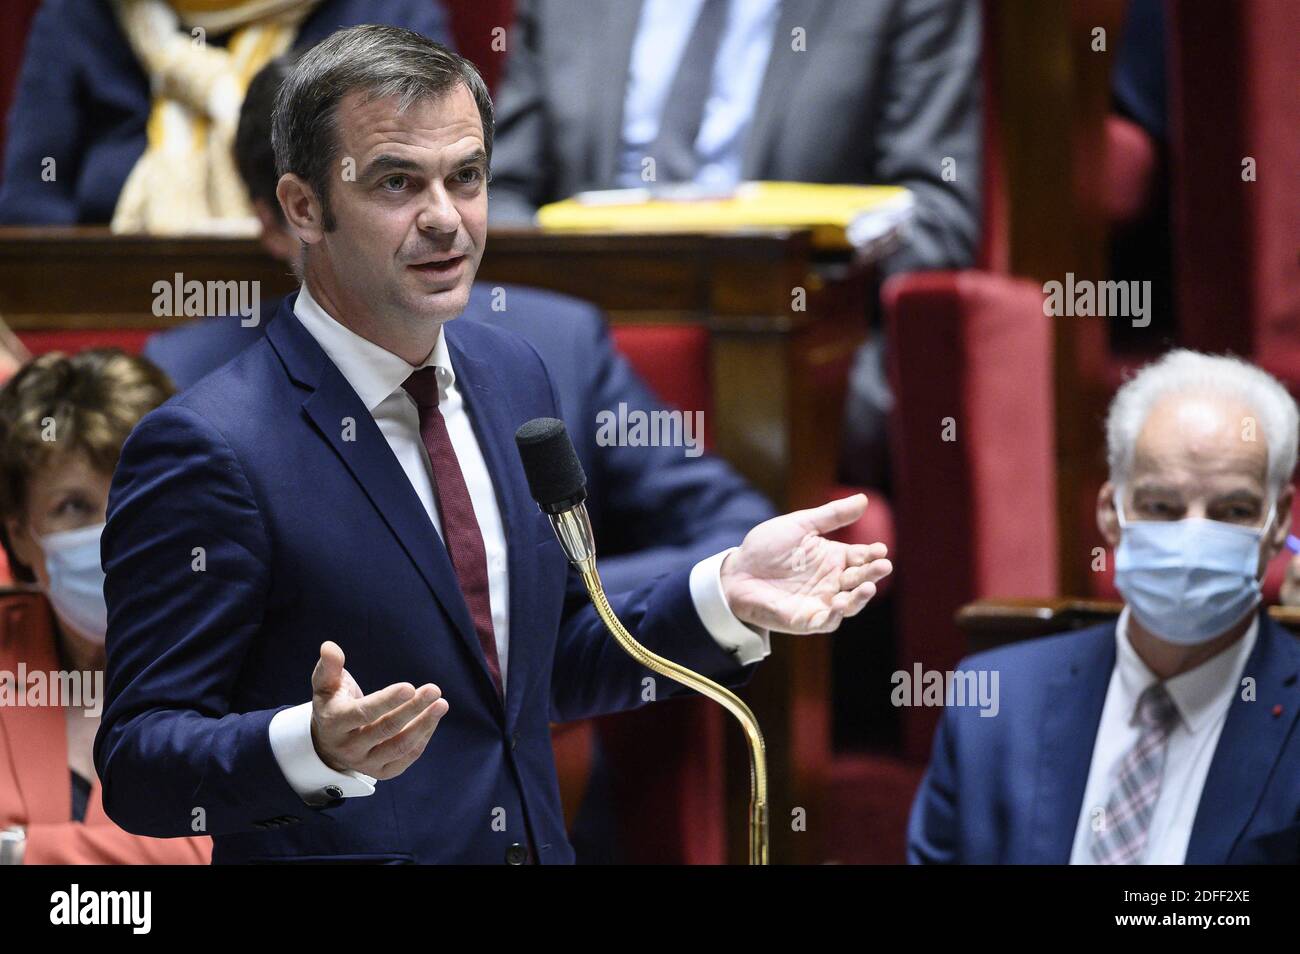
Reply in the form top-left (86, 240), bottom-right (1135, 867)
top-left (1185, 613), bottom-right (1300, 863)
top-left (1028, 626), bottom-right (1116, 863)
top-left (265, 295), bottom-right (499, 710)
top-left (444, 320), bottom-right (547, 728)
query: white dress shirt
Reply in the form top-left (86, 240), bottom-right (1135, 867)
top-left (1068, 605), bottom-right (1257, 864)
top-left (268, 284), bottom-right (770, 804)
top-left (616, 0), bottom-right (782, 190)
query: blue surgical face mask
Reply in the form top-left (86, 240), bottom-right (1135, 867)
top-left (39, 521), bottom-right (108, 644)
top-left (1113, 491), bottom-right (1274, 646)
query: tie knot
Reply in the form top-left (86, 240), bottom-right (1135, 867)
top-left (402, 366), bottom-right (442, 409)
top-left (1135, 682), bottom-right (1178, 733)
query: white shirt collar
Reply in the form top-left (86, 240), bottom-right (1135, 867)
top-left (292, 282), bottom-right (455, 412)
top-left (1114, 604), bottom-right (1258, 736)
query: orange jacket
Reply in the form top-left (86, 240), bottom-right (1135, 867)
top-left (0, 590), bottom-right (211, 864)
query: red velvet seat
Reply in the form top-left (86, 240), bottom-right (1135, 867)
top-left (885, 272), bottom-right (1058, 760)
top-left (1167, 0), bottom-right (1300, 364)
top-left (822, 0), bottom-right (1049, 860)
top-left (16, 330), bottom-right (152, 357)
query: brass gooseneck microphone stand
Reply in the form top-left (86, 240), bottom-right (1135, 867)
top-left (516, 419), bottom-right (769, 865)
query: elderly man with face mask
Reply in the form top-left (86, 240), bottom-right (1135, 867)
top-left (908, 349), bottom-right (1300, 864)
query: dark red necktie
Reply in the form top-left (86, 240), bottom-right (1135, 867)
top-left (402, 367), bottom-right (504, 700)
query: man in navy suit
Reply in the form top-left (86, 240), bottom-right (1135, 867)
top-left (143, 56), bottom-right (776, 599)
top-left (142, 52), bottom-right (776, 864)
top-left (94, 25), bottom-right (892, 864)
top-left (909, 350), bottom-right (1300, 864)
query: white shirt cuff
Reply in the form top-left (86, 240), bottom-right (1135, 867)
top-left (268, 702), bottom-right (376, 805)
top-left (689, 548), bottom-right (771, 666)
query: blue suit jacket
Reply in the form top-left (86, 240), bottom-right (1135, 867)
top-left (907, 612), bottom-right (1300, 864)
top-left (95, 293), bottom-right (758, 864)
top-left (0, 0), bottom-right (448, 224)
top-left (143, 284), bottom-right (776, 592)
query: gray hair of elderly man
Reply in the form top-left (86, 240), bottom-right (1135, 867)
top-left (1106, 349), bottom-right (1300, 497)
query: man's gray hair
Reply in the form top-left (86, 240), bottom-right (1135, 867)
top-left (271, 24), bottom-right (494, 230)
top-left (1106, 349), bottom-right (1300, 494)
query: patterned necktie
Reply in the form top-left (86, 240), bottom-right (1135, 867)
top-left (648, 0), bottom-right (730, 182)
top-left (1090, 681), bottom-right (1180, 864)
top-left (402, 367), bottom-right (504, 700)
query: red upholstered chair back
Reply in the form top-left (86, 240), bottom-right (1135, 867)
top-left (1166, 0), bottom-right (1300, 364)
top-left (16, 331), bottom-right (151, 358)
top-left (885, 272), bottom-right (1058, 761)
top-left (610, 324), bottom-right (715, 447)
top-left (443, 0), bottom-right (515, 92)
top-left (871, 4), bottom-right (1060, 766)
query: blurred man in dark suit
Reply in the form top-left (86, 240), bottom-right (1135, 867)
top-left (488, 0), bottom-right (981, 276)
top-left (485, 0), bottom-right (982, 491)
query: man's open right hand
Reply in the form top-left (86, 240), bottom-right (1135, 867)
top-left (310, 641), bottom-right (449, 780)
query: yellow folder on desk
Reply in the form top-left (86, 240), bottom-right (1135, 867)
top-left (535, 181), bottom-right (914, 250)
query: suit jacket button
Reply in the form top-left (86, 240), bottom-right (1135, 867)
top-left (324, 785), bottom-right (344, 800)
top-left (505, 843), bottom-right (527, 865)
top-left (510, 731), bottom-right (520, 751)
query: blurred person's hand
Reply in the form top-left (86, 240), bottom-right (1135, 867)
top-left (0, 317), bottom-right (30, 384)
top-left (1280, 554), bottom-right (1300, 607)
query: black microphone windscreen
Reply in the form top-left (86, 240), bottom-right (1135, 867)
top-left (514, 417), bottom-right (587, 510)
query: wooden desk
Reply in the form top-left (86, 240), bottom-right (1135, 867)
top-left (958, 596), bottom-right (1300, 654)
top-left (0, 225), bottom-right (881, 864)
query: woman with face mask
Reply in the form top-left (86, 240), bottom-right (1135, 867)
top-left (0, 348), bottom-right (210, 864)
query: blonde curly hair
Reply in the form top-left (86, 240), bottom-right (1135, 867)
top-left (0, 349), bottom-right (174, 582)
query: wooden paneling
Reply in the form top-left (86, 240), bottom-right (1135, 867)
top-left (958, 596), bottom-right (1300, 655)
